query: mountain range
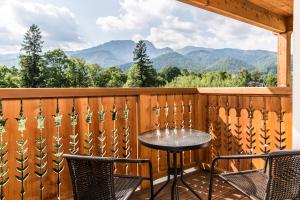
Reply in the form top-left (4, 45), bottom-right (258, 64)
top-left (0, 40), bottom-right (277, 73)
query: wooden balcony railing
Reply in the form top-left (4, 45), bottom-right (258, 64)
top-left (0, 87), bottom-right (292, 199)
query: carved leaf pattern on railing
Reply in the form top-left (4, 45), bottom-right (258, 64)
top-left (111, 102), bottom-right (119, 173)
top-left (69, 98), bottom-right (79, 155)
top-left (0, 98), bottom-right (8, 200)
top-left (188, 100), bottom-right (192, 129)
top-left (259, 98), bottom-right (270, 154)
top-left (35, 100), bottom-right (47, 200)
top-left (0, 90), bottom-right (292, 199)
top-left (214, 96), bottom-right (222, 156)
top-left (111, 103), bottom-right (119, 156)
top-left (15, 99), bottom-right (29, 200)
top-left (153, 98), bottom-right (161, 172)
top-left (180, 100), bottom-right (185, 129)
top-left (122, 100), bottom-right (130, 174)
top-left (84, 103), bottom-right (93, 156)
top-left (52, 99), bottom-right (64, 200)
top-left (98, 102), bottom-right (106, 157)
top-left (246, 99), bottom-right (256, 155)
top-left (224, 99), bottom-right (232, 155)
top-left (233, 97), bottom-right (243, 169)
top-left (153, 102), bottom-right (160, 130)
top-left (207, 98), bottom-right (215, 159)
top-left (275, 97), bottom-right (286, 150)
top-left (173, 100), bottom-right (177, 128)
top-left (163, 101), bottom-right (169, 129)
top-left (188, 99), bottom-right (193, 163)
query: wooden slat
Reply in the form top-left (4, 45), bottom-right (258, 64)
top-left (197, 87), bottom-right (292, 95)
top-left (0, 88), bottom-right (198, 99)
top-left (178, 0), bottom-right (288, 33)
top-left (0, 88), bottom-right (293, 198)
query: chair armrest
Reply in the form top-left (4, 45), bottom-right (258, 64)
top-left (112, 158), bottom-right (151, 164)
top-left (211, 154), bottom-right (269, 169)
top-left (213, 154), bottom-right (269, 160)
top-left (208, 154), bottom-right (269, 200)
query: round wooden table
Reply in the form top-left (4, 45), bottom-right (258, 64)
top-left (139, 128), bottom-right (211, 200)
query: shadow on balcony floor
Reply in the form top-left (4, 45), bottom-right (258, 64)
top-left (132, 170), bottom-right (249, 200)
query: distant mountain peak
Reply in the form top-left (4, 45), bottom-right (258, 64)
top-left (0, 40), bottom-right (277, 73)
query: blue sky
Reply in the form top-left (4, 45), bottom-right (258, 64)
top-left (0, 0), bottom-right (277, 54)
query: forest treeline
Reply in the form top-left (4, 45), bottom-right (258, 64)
top-left (0, 24), bottom-right (277, 88)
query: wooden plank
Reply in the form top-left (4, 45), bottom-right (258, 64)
top-left (0, 90), bottom-right (293, 198)
top-left (277, 31), bottom-right (292, 87)
top-left (197, 87), bottom-right (292, 96)
top-left (132, 170), bottom-right (247, 200)
top-left (248, 0), bottom-right (293, 16)
top-left (0, 88), bottom-right (198, 99)
top-left (178, 0), bottom-right (287, 33)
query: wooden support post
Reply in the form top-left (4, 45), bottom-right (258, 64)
top-left (277, 31), bottom-right (292, 87)
top-left (293, 0), bottom-right (300, 148)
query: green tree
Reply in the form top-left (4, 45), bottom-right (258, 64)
top-left (87, 63), bottom-right (103, 87)
top-left (237, 68), bottom-right (251, 86)
top-left (66, 58), bottom-right (91, 87)
top-left (0, 65), bottom-right (20, 87)
top-left (88, 65), bottom-right (126, 87)
top-left (105, 67), bottom-right (127, 87)
top-left (249, 70), bottom-right (264, 86)
top-left (160, 66), bottom-right (181, 83)
top-left (42, 49), bottom-right (70, 87)
top-left (19, 24), bottom-right (44, 87)
top-left (125, 40), bottom-right (158, 87)
top-left (263, 72), bottom-right (277, 87)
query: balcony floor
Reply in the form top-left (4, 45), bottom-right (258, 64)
top-left (132, 170), bottom-right (249, 200)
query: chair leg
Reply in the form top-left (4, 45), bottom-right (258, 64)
top-left (208, 171), bottom-right (213, 200)
top-left (148, 161), bottom-right (154, 200)
top-left (208, 158), bottom-right (218, 200)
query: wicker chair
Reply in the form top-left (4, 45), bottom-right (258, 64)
top-left (208, 150), bottom-right (300, 200)
top-left (64, 154), bottom-right (154, 200)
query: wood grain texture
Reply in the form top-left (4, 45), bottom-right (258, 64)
top-left (277, 31), bottom-right (292, 87)
top-left (178, 0), bottom-right (288, 33)
top-left (247, 0), bottom-right (293, 16)
top-left (0, 88), bottom-right (293, 198)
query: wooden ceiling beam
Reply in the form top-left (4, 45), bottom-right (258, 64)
top-left (178, 0), bottom-right (288, 33)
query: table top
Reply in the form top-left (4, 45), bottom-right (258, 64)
top-left (138, 128), bottom-right (211, 151)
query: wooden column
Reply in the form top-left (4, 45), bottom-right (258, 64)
top-left (277, 31), bottom-right (292, 87)
top-left (293, 0), bottom-right (300, 148)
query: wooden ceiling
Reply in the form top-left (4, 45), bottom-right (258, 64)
top-left (247, 0), bottom-right (293, 16)
top-left (178, 0), bottom-right (294, 33)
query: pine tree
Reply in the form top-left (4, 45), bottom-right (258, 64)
top-left (125, 40), bottom-right (158, 87)
top-left (20, 24), bottom-right (44, 87)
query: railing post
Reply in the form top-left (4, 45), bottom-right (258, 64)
top-left (293, 0), bottom-right (300, 148)
top-left (138, 94), bottom-right (153, 189)
top-left (277, 31), bottom-right (292, 87)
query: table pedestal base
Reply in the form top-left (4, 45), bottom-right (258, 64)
top-left (153, 151), bottom-right (203, 200)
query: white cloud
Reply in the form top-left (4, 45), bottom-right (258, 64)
top-left (96, 0), bottom-right (276, 51)
top-left (146, 8), bottom-right (276, 51)
top-left (0, 0), bottom-right (87, 53)
top-left (96, 0), bottom-right (175, 31)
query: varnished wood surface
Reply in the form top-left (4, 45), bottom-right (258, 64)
top-left (277, 32), bottom-right (292, 87)
top-left (178, 0), bottom-right (288, 33)
top-left (0, 88), bottom-right (292, 199)
top-left (197, 87), bottom-right (292, 96)
top-left (132, 170), bottom-right (249, 200)
top-left (0, 87), bottom-right (292, 99)
top-left (247, 0), bottom-right (293, 16)
top-left (0, 88), bottom-right (198, 99)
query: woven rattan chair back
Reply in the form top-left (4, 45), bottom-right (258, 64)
top-left (267, 151), bottom-right (300, 200)
top-left (66, 155), bottom-right (116, 200)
